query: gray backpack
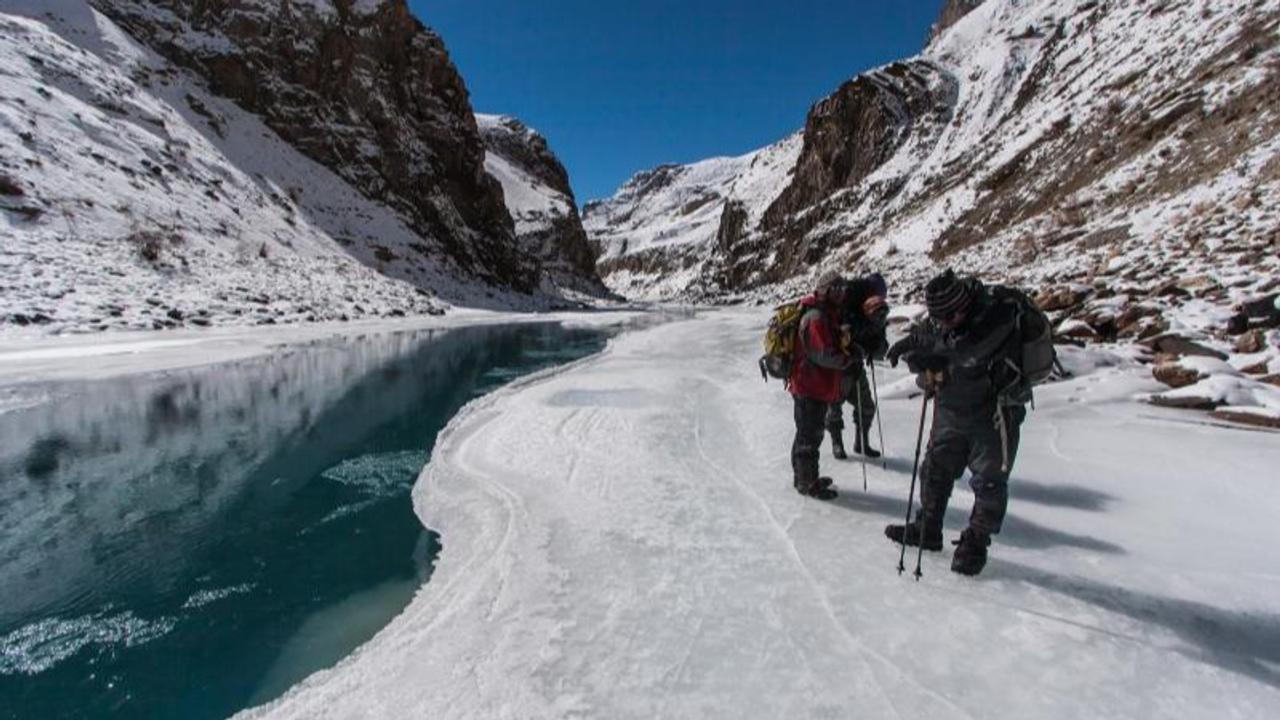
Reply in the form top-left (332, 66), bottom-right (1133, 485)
top-left (991, 285), bottom-right (1057, 387)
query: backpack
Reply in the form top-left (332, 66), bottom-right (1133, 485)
top-left (990, 285), bottom-right (1057, 388)
top-left (758, 300), bottom-right (806, 381)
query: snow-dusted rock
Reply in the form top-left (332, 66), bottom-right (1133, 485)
top-left (586, 0), bottom-right (1280, 327)
top-left (0, 7), bottom-right (449, 336)
top-left (476, 114), bottom-right (608, 299)
top-left (583, 133), bottom-right (801, 300)
top-left (91, 0), bottom-right (541, 292)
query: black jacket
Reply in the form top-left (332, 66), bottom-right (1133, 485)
top-left (898, 281), bottom-right (1022, 415)
top-left (839, 278), bottom-right (889, 367)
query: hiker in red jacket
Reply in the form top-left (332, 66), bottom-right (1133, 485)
top-left (789, 270), bottom-right (853, 500)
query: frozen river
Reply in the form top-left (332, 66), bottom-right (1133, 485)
top-left (0, 322), bottom-right (610, 720)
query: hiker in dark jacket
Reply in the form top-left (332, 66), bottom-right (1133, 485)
top-left (788, 270), bottom-right (853, 500)
top-left (827, 273), bottom-right (889, 460)
top-left (883, 269), bottom-right (1027, 576)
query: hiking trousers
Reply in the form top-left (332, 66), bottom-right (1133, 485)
top-left (919, 404), bottom-right (1026, 535)
top-left (825, 368), bottom-right (875, 434)
top-left (791, 395), bottom-right (828, 486)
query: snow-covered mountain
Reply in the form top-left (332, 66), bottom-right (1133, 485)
top-left (0, 1), bottom-right (606, 337)
top-left (583, 133), bottom-right (801, 300)
top-left (90, 0), bottom-right (544, 293)
top-left (476, 114), bottom-right (608, 298)
top-left (586, 0), bottom-right (1280, 321)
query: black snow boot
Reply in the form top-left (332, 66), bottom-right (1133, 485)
top-left (795, 476), bottom-right (838, 500)
top-left (830, 430), bottom-right (847, 460)
top-left (883, 517), bottom-right (943, 551)
top-left (951, 528), bottom-right (991, 576)
top-left (853, 426), bottom-right (881, 459)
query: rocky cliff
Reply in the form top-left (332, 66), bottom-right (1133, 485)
top-left (477, 114), bottom-right (607, 297)
top-left (90, 0), bottom-right (540, 293)
top-left (927, 0), bottom-right (985, 43)
top-left (585, 0), bottom-right (1280, 324)
top-left (583, 134), bottom-right (802, 300)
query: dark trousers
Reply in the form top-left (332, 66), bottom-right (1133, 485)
top-left (919, 404), bottom-right (1026, 535)
top-left (792, 395), bottom-right (828, 488)
top-left (825, 369), bottom-right (875, 434)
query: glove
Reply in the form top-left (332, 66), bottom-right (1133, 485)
top-left (908, 352), bottom-right (950, 374)
top-left (886, 337), bottom-right (913, 368)
top-left (923, 369), bottom-right (947, 393)
top-left (846, 345), bottom-right (864, 370)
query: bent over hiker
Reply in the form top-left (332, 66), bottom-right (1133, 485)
top-left (789, 271), bottom-right (853, 500)
top-left (884, 269), bottom-right (1032, 576)
top-left (828, 273), bottom-right (889, 460)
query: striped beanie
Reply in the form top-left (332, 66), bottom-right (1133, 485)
top-left (925, 269), bottom-right (974, 319)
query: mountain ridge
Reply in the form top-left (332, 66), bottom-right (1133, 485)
top-left (585, 0), bottom-right (1280, 333)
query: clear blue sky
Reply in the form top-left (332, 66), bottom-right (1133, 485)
top-left (411, 1), bottom-right (945, 203)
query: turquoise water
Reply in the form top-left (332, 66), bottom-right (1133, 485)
top-left (0, 322), bottom-right (608, 720)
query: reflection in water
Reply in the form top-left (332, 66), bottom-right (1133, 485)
top-left (0, 322), bottom-right (609, 720)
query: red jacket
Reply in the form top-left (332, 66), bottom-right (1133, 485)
top-left (788, 295), bottom-right (847, 402)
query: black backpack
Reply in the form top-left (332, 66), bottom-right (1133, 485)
top-left (990, 285), bottom-right (1057, 388)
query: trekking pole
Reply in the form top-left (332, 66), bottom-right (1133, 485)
top-left (869, 361), bottom-right (887, 470)
top-left (913, 374), bottom-right (942, 581)
top-left (854, 379), bottom-right (868, 491)
top-left (898, 390), bottom-right (930, 576)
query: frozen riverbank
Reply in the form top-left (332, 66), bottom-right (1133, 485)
top-left (243, 308), bottom-right (1280, 719)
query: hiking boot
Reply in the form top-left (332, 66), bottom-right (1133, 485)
top-left (853, 428), bottom-right (881, 459)
top-left (951, 528), bottom-right (991, 576)
top-left (795, 476), bottom-right (838, 500)
top-left (883, 518), bottom-right (943, 551)
top-left (830, 431), bottom-right (847, 460)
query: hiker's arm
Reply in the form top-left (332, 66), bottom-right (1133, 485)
top-left (804, 315), bottom-right (850, 369)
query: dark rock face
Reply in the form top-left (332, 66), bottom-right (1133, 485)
top-left (93, 0), bottom-right (538, 292)
top-left (478, 115), bottom-right (572, 195)
top-left (755, 60), bottom-right (956, 282)
top-left (928, 0), bottom-right (986, 44)
top-left (765, 61), bottom-right (955, 226)
top-left (475, 115), bottom-right (606, 295)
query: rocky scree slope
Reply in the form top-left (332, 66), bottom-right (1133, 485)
top-left (586, 0), bottom-right (1280, 424)
top-left (1, 0), bottom-right (609, 337)
top-left (0, 3), bottom-right (449, 336)
top-left (476, 114), bottom-right (608, 298)
top-left (90, 0), bottom-right (548, 295)
top-left (589, 0), bottom-right (1279, 306)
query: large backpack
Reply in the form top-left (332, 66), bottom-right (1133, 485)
top-left (990, 285), bottom-right (1057, 387)
top-left (758, 300), bottom-right (806, 382)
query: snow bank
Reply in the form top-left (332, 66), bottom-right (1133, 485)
top-left (242, 308), bottom-right (1280, 719)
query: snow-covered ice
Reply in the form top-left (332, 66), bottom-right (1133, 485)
top-left (239, 309), bottom-right (1280, 719)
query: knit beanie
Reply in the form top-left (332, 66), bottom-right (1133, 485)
top-left (925, 269), bottom-right (974, 319)
top-left (815, 270), bottom-right (844, 295)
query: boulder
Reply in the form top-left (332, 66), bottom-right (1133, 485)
top-left (1240, 360), bottom-right (1269, 375)
top-left (1140, 333), bottom-right (1228, 360)
top-left (1150, 281), bottom-right (1191, 299)
top-left (1036, 285), bottom-right (1090, 312)
top-left (1149, 394), bottom-right (1220, 411)
top-left (1209, 410), bottom-right (1280, 429)
top-left (1234, 329), bottom-right (1266, 354)
top-left (1057, 319), bottom-right (1099, 341)
top-left (1152, 363), bottom-right (1202, 388)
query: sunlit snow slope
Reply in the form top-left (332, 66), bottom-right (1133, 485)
top-left (245, 310), bottom-right (1280, 719)
top-left (586, 0), bottom-right (1279, 306)
top-left (0, 4), bottom-right (467, 336)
